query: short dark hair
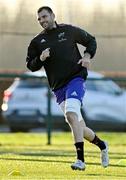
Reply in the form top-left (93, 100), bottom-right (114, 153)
top-left (37, 6), bottom-right (53, 14)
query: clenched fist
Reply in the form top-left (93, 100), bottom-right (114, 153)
top-left (40, 48), bottom-right (50, 62)
top-left (78, 53), bottom-right (91, 69)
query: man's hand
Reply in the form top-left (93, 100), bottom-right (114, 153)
top-left (78, 53), bottom-right (91, 69)
top-left (40, 48), bottom-right (50, 62)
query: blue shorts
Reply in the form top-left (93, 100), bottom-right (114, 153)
top-left (53, 77), bottom-right (86, 105)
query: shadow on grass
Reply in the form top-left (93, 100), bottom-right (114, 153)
top-left (0, 157), bottom-right (125, 178)
top-left (0, 148), bottom-right (126, 159)
top-left (0, 157), bottom-right (126, 168)
top-left (0, 144), bottom-right (126, 168)
top-left (0, 150), bottom-right (125, 161)
top-left (0, 150), bottom-right (75, 157)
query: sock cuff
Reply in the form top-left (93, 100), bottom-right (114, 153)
top-left (91, 135), bottom-right (98, 144)
top-left (74, 142), bottom-right (84, 147)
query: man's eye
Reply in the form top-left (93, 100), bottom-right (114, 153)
top-left (38, 18), bottom-right (40, 21)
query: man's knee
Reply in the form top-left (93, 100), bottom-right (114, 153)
top-left (65, 112), bottom-right (78, 124)
top-left (65, 98), bottom-right (83, 122)
top-left (80, 119), bottom-right (86, 127)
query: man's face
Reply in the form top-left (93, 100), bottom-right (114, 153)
top-left (37, 9), bottom-right (55, 30)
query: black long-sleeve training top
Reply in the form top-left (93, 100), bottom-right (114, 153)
top-left (26, 23), bottom-right (97, 90)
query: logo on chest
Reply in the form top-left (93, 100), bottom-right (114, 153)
top-left (58, 32), bottom-right (67, 42)
top-left (40, 38), bottom-right (46, 43)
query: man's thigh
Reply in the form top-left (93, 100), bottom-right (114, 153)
top-left (66, 77), bottom-right (86, 103)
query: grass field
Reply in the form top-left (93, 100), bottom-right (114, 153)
top-left (0, 132), bottom-right (126, 180)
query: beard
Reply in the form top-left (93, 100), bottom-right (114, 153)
top-left (41, 21), bottom-right (54, 30)
top-left (42, 22), bottom-right (48, 29)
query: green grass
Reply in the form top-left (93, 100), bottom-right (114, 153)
top-left (0, 132), bottom-right (126, 179)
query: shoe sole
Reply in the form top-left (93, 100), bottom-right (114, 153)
top-left (71, 166), bottom-right (85, 171)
